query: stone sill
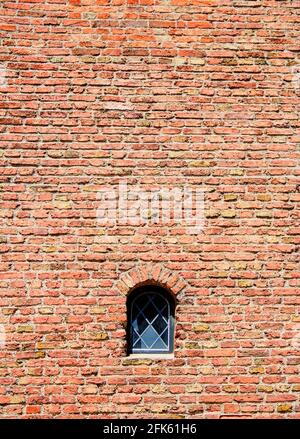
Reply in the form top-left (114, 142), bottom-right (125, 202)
top-left (127, 353), bottom-right (175, 360)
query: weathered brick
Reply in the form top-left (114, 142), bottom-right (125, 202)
top-left (0, 0), bottom-right (298, 420)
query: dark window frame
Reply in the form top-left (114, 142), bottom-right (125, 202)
top-left (127, 285), bottom-right (175, 355)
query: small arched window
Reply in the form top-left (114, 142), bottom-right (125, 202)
top-left (127, 285), bottom-right (175, 355)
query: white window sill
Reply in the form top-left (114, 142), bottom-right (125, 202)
top-left (127, 353), bottom-right (174, 360)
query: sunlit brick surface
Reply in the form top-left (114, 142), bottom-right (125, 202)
top-left (0, 0), bottom-right (299, 418)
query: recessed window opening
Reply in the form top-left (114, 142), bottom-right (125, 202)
top-left (127, 285), bottom-right (175, 355)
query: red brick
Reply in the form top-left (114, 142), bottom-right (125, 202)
top-left (0, 0), bottom-right (299, 420)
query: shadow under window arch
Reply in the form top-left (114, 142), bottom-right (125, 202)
top-left (127, 284), bottom-right (175, 355)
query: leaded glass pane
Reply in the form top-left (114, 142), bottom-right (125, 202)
top-left (152, 315), bottom-right (166, 334)
top-left (151, 337), bottom-right (167, 350)
top-left (130, 290), bottom-right (172, 353)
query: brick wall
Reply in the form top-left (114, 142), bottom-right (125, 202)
top-left (0, 0), bottom-right (299, 418)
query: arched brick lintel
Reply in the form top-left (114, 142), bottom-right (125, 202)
top-left (115, 264), bottom-right (187, 299)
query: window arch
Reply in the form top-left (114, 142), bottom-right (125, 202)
top-left (127, 285), bottom-right (175, 355)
